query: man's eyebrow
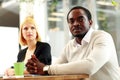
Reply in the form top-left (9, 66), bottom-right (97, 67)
top-left (78, 16), bottom-right (84, 18)
top-left (68, 15), bottom-right (84, 20)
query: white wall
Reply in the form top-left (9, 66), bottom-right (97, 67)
top-left (48, 31), bottom-right (65, 57)
top-left (48, 31), bottom-right (66, 63)
top-left (0, 27), bottom-right (19, 74)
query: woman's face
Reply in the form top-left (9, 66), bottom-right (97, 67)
top-left (22, 22), bottom-right (37, 42)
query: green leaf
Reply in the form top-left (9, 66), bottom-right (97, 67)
top-left (111, 0), bottom-right (118, 6)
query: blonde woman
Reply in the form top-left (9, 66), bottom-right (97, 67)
top-left (5, 16), bottom-right (51, 76)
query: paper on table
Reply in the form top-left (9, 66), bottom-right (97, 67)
top-left (3, 75), bottom-right (24, 79)
top-left (24, 74), bottom-right (41, 77)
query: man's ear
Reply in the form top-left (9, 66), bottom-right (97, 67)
top-left (89, 20), bottom-right (93, 25)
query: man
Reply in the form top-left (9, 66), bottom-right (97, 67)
top-left (26, 6), bottom-right (120, 80)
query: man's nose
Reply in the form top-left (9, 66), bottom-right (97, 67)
top-left (73, 21), bottom-right (80, 26)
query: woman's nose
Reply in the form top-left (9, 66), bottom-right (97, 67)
top-left (27, 28), bottom-right (32, 33)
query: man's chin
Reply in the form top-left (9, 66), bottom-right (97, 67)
top-left (73, 34), bottom-right (85, 38)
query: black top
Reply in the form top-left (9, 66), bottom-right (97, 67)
top-left (17, 41), bottom-right (52, 65)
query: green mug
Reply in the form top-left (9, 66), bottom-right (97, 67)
top-left (14, 62), bottom-right (24, 76)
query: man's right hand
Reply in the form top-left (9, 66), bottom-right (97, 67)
top-left (26, 55), bottom-right (46, 75)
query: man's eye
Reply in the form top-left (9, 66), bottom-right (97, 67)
top-left (79, 18), bottom-right (84, 22)
top-left (69, 20), bottom-right (74, 24)
top-left (78, 16), bottom-right (84, 22)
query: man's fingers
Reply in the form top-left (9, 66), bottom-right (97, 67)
top-left (31, 55), bottom-right (40, 62)
top-left (26, 67), bottom-right (38, 74)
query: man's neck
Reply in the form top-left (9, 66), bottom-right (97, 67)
top-left (75, 37), bottom-right (82, 45)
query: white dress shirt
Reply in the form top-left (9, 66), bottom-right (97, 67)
top-left (49, 28), bottom-right (120, 80)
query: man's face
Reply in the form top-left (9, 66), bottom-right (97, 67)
top-left (68, 9), bottom-right (92, 38)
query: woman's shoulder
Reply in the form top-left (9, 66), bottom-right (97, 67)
top-left (37, 41), bottom-right (50, 44)
top-left (19, 47), bottom-right (27, 53)
top-left (37, 41), bottom-right (51, 47)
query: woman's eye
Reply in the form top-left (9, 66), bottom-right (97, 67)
top-left (31, 26), bottom-right (35, 29)
top-left (23, 27), bottom-right (28, 30)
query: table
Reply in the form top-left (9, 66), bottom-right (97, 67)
top-left (0, 74), bottom-right (89, 80)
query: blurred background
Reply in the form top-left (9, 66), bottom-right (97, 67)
top-left (0, 0), bottom-right (120, 74)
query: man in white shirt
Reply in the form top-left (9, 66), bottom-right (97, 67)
top-left (26, 6), bottom-right (120, 80)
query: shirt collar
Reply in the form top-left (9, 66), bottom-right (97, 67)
top-left (82, 27), bottom-right (94, 44)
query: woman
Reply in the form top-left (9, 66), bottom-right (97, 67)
top-left (5, 16), bottom-right (52, 76)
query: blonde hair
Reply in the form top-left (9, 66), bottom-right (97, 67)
top-left (19, 16), bottom-right (41, 46)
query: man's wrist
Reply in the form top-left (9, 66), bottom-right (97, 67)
top-left (43, 65), bottom-right (50, 75)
